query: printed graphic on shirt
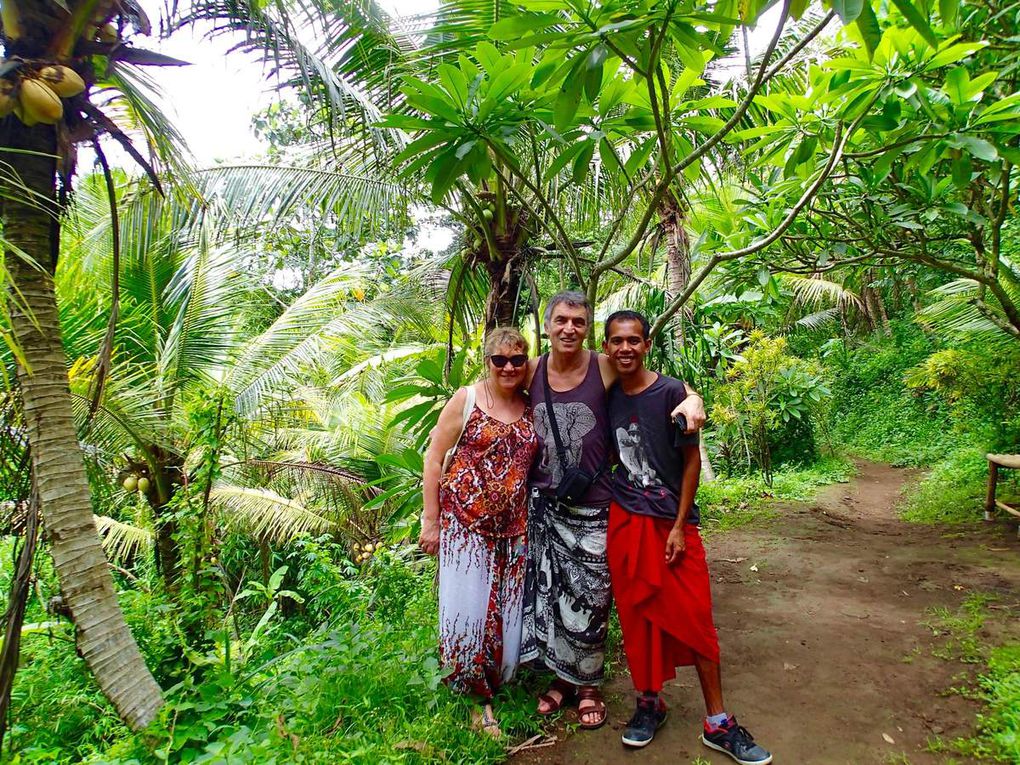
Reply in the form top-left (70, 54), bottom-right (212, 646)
top-left (616, 421), bottom-right (656, 488)
top-left (533, 401), bottom-right (596, 484)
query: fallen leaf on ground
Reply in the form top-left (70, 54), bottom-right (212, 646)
top-left (783, 662), bottom-right (798, 671)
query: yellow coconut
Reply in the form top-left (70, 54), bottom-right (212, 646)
top-left (39, 66), bottom-right (85, 98)
top-left (12, 101), bottom-right (37, 126)
top-left (19, 79), bottom-right (62, 124)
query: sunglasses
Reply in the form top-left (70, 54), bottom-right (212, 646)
top-left (488, 353), bottom-right (528, 368)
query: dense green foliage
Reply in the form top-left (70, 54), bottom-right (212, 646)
top-left (2, 0), bottom-right (1019, 762)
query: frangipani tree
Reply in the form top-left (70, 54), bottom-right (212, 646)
top-left (373, 0), bottom-right (945, 341)
top-left (736, 2), bottom-right (1020, 342)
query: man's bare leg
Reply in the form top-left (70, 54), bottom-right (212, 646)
top-left (693, 652), bottom-right (725, 716)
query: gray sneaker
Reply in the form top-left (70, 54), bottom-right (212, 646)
top-left (621, 696), bottom-right (667, 748)
top-left (701, 716), bottom-right (773, 764)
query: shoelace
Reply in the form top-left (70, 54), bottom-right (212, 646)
top-left (730, 725), bottom-right (758, 746)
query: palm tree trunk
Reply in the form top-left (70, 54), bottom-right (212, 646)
top-left (2, 123), bottom-right (163, 730)
top-left (660, 193), bottom-right (715, 482)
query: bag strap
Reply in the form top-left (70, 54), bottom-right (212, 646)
top-left (455, 385), bottom-right (475, 442)
top-left (442, 385), bottom-right (475, 472)
top-left (542, 359), bottom-right (571, 471)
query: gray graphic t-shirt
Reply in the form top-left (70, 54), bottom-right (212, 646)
top-left (608, 374), bottom-right (700, 524)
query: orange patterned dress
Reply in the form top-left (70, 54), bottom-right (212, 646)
top-left (437, 402), bottom-right (538, 699)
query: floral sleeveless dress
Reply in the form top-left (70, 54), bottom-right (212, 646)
top-left (438, 401), bottom-right (538, 699)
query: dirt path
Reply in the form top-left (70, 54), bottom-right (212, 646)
top-left (516, 460), bottom-right (1020, 764)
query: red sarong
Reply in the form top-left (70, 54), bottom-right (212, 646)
top-left (607, 502), bottom-right (720, 693)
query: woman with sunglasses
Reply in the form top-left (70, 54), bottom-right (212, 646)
top-left (420, 327), bottom-right (539, 736)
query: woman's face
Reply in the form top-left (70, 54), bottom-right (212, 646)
top-left (487, 344), bottom-right (528, 392)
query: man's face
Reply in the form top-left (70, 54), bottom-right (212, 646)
top-left (546, 302), bottom-right (589, 355)
top-left (603, 318), bottom-right (651, 375)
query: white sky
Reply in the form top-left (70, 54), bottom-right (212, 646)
top-left (138, 0), bottom-right (782, 166)
top-left (131, 0), bottom-right (433, 164)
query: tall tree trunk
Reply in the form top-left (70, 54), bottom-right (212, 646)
top-left (483, 238), bottom-right (523, 332)
top-left (480, 200), bottom-right (527, 334)
top-left (660, 193), bottom-right (715, 482)
top-left (661, 193), bottom-right (692, 346)
top-left (2, 122), bottom-right (163, 730)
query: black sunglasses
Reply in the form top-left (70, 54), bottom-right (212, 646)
top-left (488, 353), bottom-right (528, 368)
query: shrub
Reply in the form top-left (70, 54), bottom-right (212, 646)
top-left (710, 332), bottom-right (830, 483)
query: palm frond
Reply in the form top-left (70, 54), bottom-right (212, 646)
top-left (210, 484), bottom-right (336, 542)
top-left (94, 514), bottom-right (154, 563)
top-left (918, 278), bottom-right (1020, 344)
top-left (195, 163), bottom-right (402, 240)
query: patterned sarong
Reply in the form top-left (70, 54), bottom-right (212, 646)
top-left (520, 490), bottom-right (611, 686)
top-left (439, 512), bottom-right (526, 699)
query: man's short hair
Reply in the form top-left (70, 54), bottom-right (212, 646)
top-left (605, 310), bottom-right (651, 340)
top-left (543, 290), bottom-right (592, 327)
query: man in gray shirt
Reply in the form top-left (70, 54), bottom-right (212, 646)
top-left (521, 292), bottom-right (706, 729)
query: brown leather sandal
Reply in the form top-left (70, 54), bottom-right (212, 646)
top-left (537, 678), bottom-right (576, 716)
top-left (576, 686), bottom-right (608, 730)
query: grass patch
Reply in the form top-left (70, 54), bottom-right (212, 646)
top-left (698, 456), bottom-right (854, 531)
top-left (901, 446), bottom-right (998, 524)
top-left (924, 596), bottom-right (1020, 763)
top-left (4, 550), bottom-right (545, 765)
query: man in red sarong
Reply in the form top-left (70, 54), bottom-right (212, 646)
top-left (604, 310), bottom-right (772, 765)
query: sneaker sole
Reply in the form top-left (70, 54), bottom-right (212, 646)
top-left (700, 735), bottom-right (773, 765)
top-left (621, 712), bottom-right (667, 748)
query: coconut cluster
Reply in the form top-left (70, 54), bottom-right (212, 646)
top-left (468, 199), bottom-right (497, 250)
top-left (352, 541), bottom-right (378, 564)
top-left (0, 65), bottom-right (85, 126)
top-left (122, 473), bottom-right (151, 495)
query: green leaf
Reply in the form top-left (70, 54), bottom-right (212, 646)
top-left (924, 41), bottom-right (986, 70)
top-left (584, 45), bottom-right (608, 102)
top-left (554, 63), bottom-right (585, 131)
top-left (474, 42), bottom-right (502, 75)
top-left (831, 0), bottom-right (864, 24)
top-left (938, 0), bottom-right (959, 27)
top-left (890, 0), bottom-right (938, 47)
top-left (944, 67), bottom-right (969, 105)
top-left (952, 134), bottom-right (998, 161)
top-left (683, 115), bottom-right (726, 134)
top-left (488, 62), bottom-right (533, 103)
top-left (623, 137), bottom-right (656, 176)
top-left (571, 141), bottom-right (596, 185)
top-left (951, 153), bottom-right (971, 189)
top-left (599, 138), bottom-right (622, 176)
top-left (465, 142), bottom-right (493, 185)
top-left (790, 0), bottom-right (810, 19)
top-left (489, 12), bottom-right (562, 40)
top-left (438, 64), bottom-right (469, 106)
top-left (392, 132), bottom-right (450, 168)
top-left (855, 4), bottom-right (883, 58)
top-left (544, 141), bottom-right (589, 181)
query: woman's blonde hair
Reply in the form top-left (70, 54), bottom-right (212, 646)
top-left (484, 327), bottom-right (529, 357)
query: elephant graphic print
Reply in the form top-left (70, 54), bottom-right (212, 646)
top-left (532, 402), bottom-right (596, 485)
top-left (525, 351), bottom-right (612, 507)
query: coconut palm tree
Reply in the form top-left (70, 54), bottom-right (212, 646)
top-left (0, 0), bottom-right (403, 730)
